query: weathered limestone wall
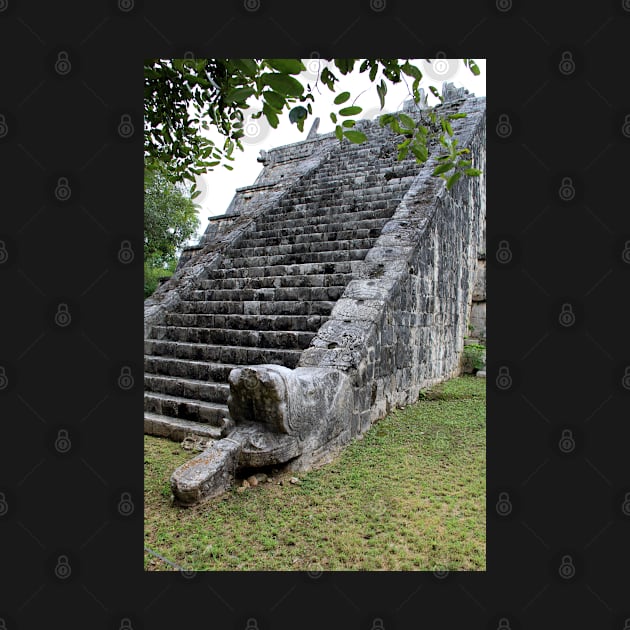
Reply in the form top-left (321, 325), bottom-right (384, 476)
top-left (469, 257), bottom-right (486, 341)
top-left (296, 97), bottom-right (486, 456)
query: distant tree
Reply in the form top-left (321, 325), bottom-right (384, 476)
top-left (144, 164), bottom-right (200, 297)
top-left (144, 58), bottom-right (482, 193)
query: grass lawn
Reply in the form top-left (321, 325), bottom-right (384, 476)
top-left (144, 375), bottom-right (486, 571)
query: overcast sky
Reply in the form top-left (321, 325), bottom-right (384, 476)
top-left (191, 59), bottom-right (486, 241)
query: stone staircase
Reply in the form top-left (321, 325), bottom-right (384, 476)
top-left (144, 124), bottom-right (421, 442)
top-left (145, 88), bottom-right (486, 505)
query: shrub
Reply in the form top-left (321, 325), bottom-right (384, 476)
top-left (462, 343), bottom-right (486, 372)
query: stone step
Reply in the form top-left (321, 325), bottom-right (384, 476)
top-left (144, 355), bottom-right (238, 382)
top-left (144, 339), bottom-right (302, 368)
top-left (163, 312), bottom-right (328, 332)
top-left (198, 272), bottom-right (353, 290)
top-left (250, 217), bottom-right (388, 240)
top-left (144, 392), bottom-right (229, 425)
top-left (174, 300), bottom-right (336, 316)
top-left (144, 373), bottom-right (230, 404)
top-left (205, 260), bottom-right (358, 279)
top-left (223, 248), bottom-right (369, 269)
top-left (274, 184), bottom-right (415, 208)
top-left (273, 172), bottom-right (419, 199)
top-left (183, 285), bottom-right (346, 303)
top-left (283, 164), bottom-right (418, 181)
top-left (261, 199), bottom-right (392, 217)
top-left (148, 326), bottom-right (315, 350)
top-left (232, 227), bottom-right (382, 248)
top-left (274, 180), bottom-right (416, 206)
top-left (228, 238), bottom-right (376, 258)
top-left (144, 411), bottom-right (224, 442)
top-left (256, 206), bottom-right (395, 230)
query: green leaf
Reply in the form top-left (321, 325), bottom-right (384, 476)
top-left (262, 72), bottom-right (304, 97)
top-left (401, 61), bottom-right (422, 81)
top-left (262, 102), bottom-right (279, 128)
top-left (412, 77), bottom-right (421, 103)
top-left (321, 67), bottom-right (337, 90)
top-left (289, 105), bottom-right (308, 124)
top-left (342, 119), bottom-right (355, 128)
top-left (334, 91), bottom-right (351, 105)
top-left (389, 118), bottom-right (403, 134)
top-left (334, 59), bottom-right (347, 74)
top-left (397, 144), bottom-right (410, 161)
top-left (334, 59), bottom-right (355, 75)
top-left (382, 65), bottom-right (400, 82)
top-left (376, 79), bottom-right (387, 110)
top-left (225, 86), bottom-right (255, 103)
top-left (410, 142), bottom-right (428, 162)
top-left (464, 168), bottom-right (482, 176)
top-left (465, 59), bottom-right (481, 76)
top-left (343, 130), bottom-right (367, 144)
top-left (445, 120), bottom-right (453, 136)
top-left (190, 189), bottom-right (202, 199)
top-left (447, 112), bottom-right (467, 120)
top-left (338, 106), bottom-right (362, 116)
top-left (369, 63), bottom-right (378, 82)
top-left (379, 113), bottom-right (395, 127)
top-left (335, 125), bottom-right (343, 142)
top-left (263, 90), bottom-right (286, 111)
top-left (398, 113), bottom-right (415, 131)
top-left (231, 59), bottom-right (258, 76)
top-left (429, 85), bottom-right (442, 102)
top-left (432, 162), bottom-right (454, 176)
top-left (330, 112), bottom-right (337, 123)
top-left (446, 171), bottom-right (462, 189)
top-left (266, 59), bottom-right (306, 75)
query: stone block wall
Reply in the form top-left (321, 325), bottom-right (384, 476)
top-left (469, 256), bottom-right (486, 342)
top-left (298, 97), bottom-right (486, 442)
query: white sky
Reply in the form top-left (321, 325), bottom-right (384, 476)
top-left (191, 59), bottom-right (486, 241)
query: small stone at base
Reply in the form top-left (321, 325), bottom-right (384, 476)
top-left (476, 370), bottom-right (486, 378)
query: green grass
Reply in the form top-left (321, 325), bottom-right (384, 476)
top-left (144, 375), bottom-right (486, 571)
